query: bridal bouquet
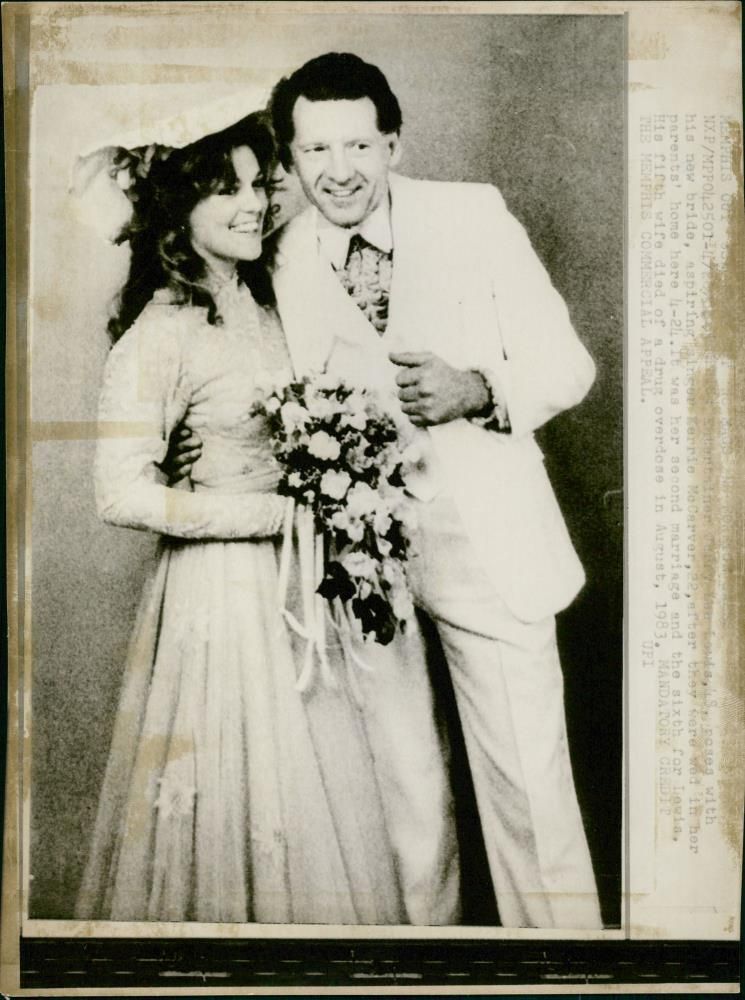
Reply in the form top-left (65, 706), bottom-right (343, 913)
top-left (251, 371), bottom-right (416, 645)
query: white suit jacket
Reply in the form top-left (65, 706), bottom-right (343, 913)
top-left (272, 173), bottom-right (595, 622)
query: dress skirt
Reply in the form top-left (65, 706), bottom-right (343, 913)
top-left (75, 535), bottom-right (405, 924)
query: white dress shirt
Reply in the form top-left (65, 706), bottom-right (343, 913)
top-left (316, 197), bottom-right (393, 269)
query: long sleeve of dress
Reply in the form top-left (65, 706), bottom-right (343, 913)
top-left (94, 307), bottom-right (286, 540)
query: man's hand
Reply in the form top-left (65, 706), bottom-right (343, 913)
top-left (159, 423), bottom-right (203, 484)
top-left (389, 352), bottom-right (491, 427)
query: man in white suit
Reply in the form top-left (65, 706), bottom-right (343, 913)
top-left (266, 51), bottom-right (602, 929)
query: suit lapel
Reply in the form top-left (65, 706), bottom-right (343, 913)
top-left (273, 209), bottom-right (329, 374)
top-left (387, 174), bottom-right (453, 357)
top-left (274, 177), bottom-right (461, 377)
top-left (274, 206), bottom-right (387, 376)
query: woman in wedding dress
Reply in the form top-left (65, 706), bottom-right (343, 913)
top-left (74, 111), bottom-right (457, 925)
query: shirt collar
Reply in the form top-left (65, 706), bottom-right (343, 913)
top-left (316, 194), bottom-right (393, 269)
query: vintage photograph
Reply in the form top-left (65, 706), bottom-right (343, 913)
top-left (22, 7), bottom-right (624, 934)
top-left (2, 0), bottom-right (742, 994)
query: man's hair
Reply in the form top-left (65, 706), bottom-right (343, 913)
top-left (270, 52), bottom-right (403, 168)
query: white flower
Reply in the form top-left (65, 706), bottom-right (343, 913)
top-left (330, 509), bottom-right (350, 532)
top-left (320, 469), bottom-right (351, 500)
top-left (348, 521), bottom-right (366, 543)
top-left (307, 430), bottom-right (341, 461)
top-left (341, 410), bottom-right (368, 431)
top-left (374, 508), bottom-right (392, 537)
top-left (390, 495), bottom-right (417, 532)
top-left (280, 400), bottom-right (309, 431)
top-left (341, 551), bottom-right (378, 580)
top-left (346, 444), bottom-right (374, 471)
top-left (342, 390), bottom-right (368, 430)
top-left (265, 396), bottom-right (281, 414)
top-left (392, 586), bottom-right (415, 622)
top-left (307, 394), bottom-right (335, 421)
top-left (377, 536), bottom-right (392, 557)
top-left (332, 510), bottom-right (365, 542)
top-left (379, 446), bottom-right (404, 479)
top-left (381, 560), bottom-right (398, 586)
top-left (346, 389), bottom-right (367, 412)
top-left (346, 481), bottom-right (378, 519)
top-left (288, 472), bottom-right (303, 489)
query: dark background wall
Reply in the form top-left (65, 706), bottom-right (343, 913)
top-left (28, 10), bottom-right (624, 925)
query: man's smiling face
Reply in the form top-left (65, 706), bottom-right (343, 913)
top-left (289, 96), bottom-right (401, 228)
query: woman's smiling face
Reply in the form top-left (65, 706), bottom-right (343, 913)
top-left (189, 145), bottom-right (268, 276)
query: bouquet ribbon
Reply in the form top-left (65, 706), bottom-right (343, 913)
top-left (277, 497), bottom-right (374, 696)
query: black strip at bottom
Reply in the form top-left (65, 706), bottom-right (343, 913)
top-left (20, 937), bottom-right (739, 989)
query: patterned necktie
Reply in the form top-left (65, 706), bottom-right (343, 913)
top-left (336, 232), bottom-right (393, 335)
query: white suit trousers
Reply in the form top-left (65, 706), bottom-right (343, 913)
top-left (407, 494), bottom-right (603, 929)
top-left (353, 626), bottom-right (462, 926)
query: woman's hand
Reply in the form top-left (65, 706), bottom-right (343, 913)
top-left (159, 423), bottom-right (203, 483)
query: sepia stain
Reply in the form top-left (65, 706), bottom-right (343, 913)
top-left (684, 118), bottom-right (744, 866)
top-left (707, 0), bottom-right (741, 18)
top-left (5, 0), bottom-right (32, 963)
top-left (31, 420), bottom-right (156, 441)
top-left (28, 2), bottom-right (279, 87)
top-left (34, 58), bottom-right (255, 87)
top-left (699, 119), bottom-right (744, 861)
top-left (28, 4), bottom-right (72, 56)
top-left (686, 358), bottom-right (722, 779)
top-left (628, 31), bottom-right (670, 62)
top-left (32, 288), bottom-right (72, 327)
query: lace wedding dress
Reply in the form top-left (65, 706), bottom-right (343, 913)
top-left (75, 279), bottom-right (414, 924)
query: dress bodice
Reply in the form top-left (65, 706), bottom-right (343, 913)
top-left (95, 280), bottom-right (290, 541)
top-left (178, 280), bottom-right (291, 494)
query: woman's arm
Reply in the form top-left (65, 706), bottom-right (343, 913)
top-left (94, 312), bottom-right (285, 540)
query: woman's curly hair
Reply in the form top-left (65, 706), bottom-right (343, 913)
top-left (108, 111), bottom-right (278, 343)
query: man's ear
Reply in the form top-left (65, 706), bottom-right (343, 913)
top-left (388, 134), bottom-right (402, 168)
